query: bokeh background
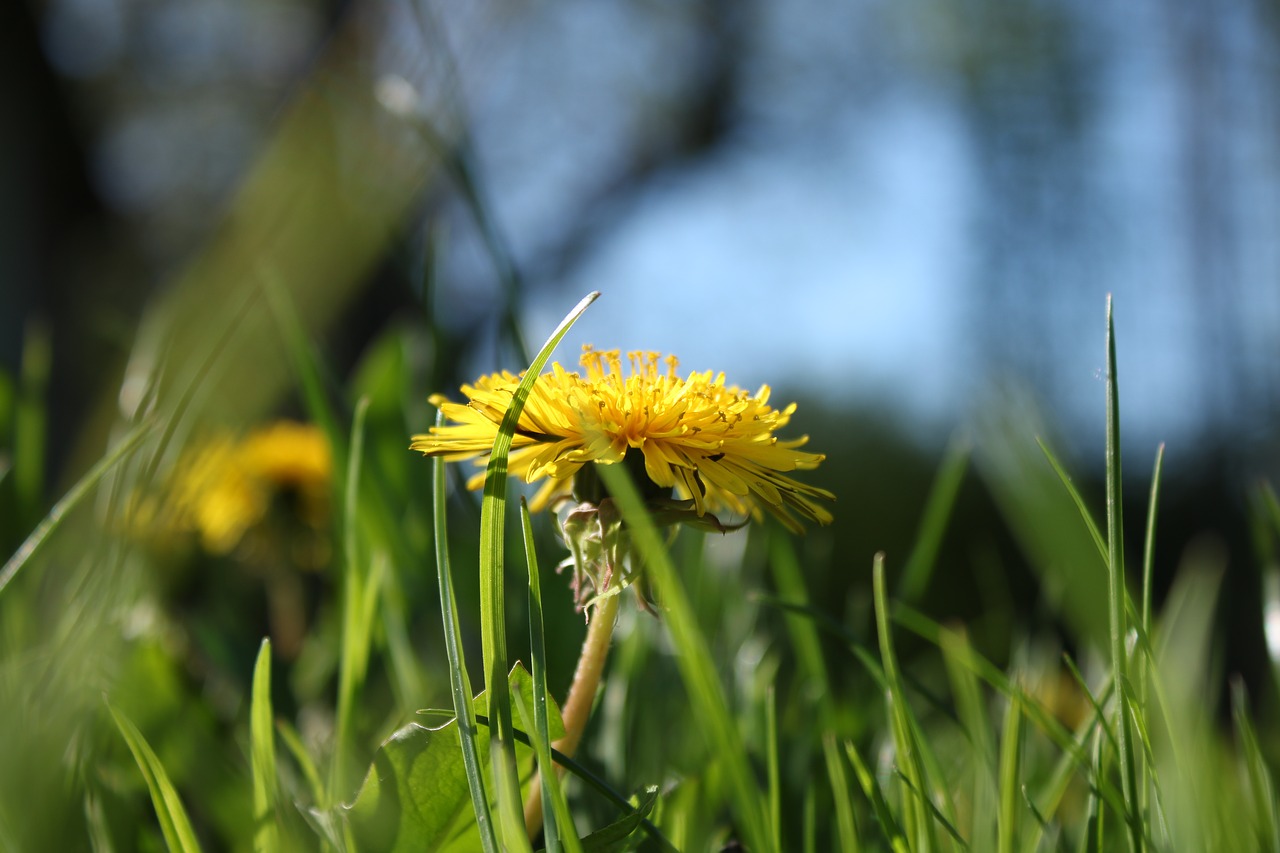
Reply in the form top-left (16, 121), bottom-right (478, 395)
top-left (7, 0), bottom-right (1280, 743)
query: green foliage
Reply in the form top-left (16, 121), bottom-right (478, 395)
top-left (3, 291), bottom-right (1280, 853)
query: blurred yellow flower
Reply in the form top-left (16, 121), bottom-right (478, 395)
top-left (174, 420), bottom-right (332, 555)
top-left (412, 346), bottom-right (834, 532)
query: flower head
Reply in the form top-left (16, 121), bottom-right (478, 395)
top-left (412, 346), bottom-right (834, 532)
top-left (168, 420), bottom-right (332, 556)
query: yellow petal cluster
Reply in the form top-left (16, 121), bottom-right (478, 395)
top-left (172, 420), bottom-right (332, 554)
top-left (412, 347), bottom-right (834, 532)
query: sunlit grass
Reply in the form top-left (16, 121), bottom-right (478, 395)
top-left (0, 287), bottom-right (1278, 852)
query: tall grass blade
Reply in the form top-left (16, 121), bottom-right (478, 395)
top-left (275, 720), bottom-right (326, 814)
top-left (1103, 295), bottom-right (1141, 852)
top-left (996, 692), bottom-right (1022, 853)
top-left (108, 703), bottom-right (204, 853)
top-left (939, 627), bottom-right (997, 851)
top-left (1230, 679), bottom-right (1280, 853)
top-left (432, 410), bottom-right (497, 851)
top-left (14, 321), bottom-right (50, 526)
top-left (766, 686), bottom-right (781, 852)
top-left (822, 733), bottom-right (859, 851)
top-left (0, 419), bottom-right (153, 597)
top-left (332, 399), bottom-right (383, 801)
top-left (844, 741), bottom-right (907, 852)
top-left (477, 291), bottom-right (597, 848)
top-left (767, 534), bottom-right (836, 732)
top-left (519, 498), bottom-right (581, 853)
top-left (898, 436), bottom-right (969, 603)
top-left (250, 638), bottom-right (279, 853)
top-left (872, 553), bottom-right (937, 852)
top-left (596, 461), bottom-right (774, 853)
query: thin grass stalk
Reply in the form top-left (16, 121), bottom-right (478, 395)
top-left (1103, 296), bottom-right (1141, 852)
top-left (822, 733), bottom-right (859, 851)
top-left (845, 741), bottom-right (908, 851)
top-left (432, 410), bottom-right (498, 852)
top-left (0, 420), bottom-right (153, 597)
top-left (331, 398), bottom-right (375, 802)
top-left (872, 553), bottom-right (937, 852)
top-left (477, 292), bottom-right (597, 847)
top-left (596, 462), bottom-right (774, 853)
top-left (996, 691), bottom-right (1022, 853)
top-left (519, 498), bottom-right (582, 852)
top-left (897, 436), bottom-right (970, 603)
top-left (939, 627), bottom-right (997, 851)
top-left (766, 686), bottom-right (781, 852)
top-left (1137, 443), bottom-right (1164, 828)
top-left (14, 320), bottom-right (49, 527)
top-left (472, 714), bottom-right (680, 852)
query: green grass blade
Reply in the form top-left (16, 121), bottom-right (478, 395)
top-left (844, 741), bottom-right (908, 852)
top-left (822, 733), bottom-right (859, 851)
top-left (512, 694), bottom-right (580, 853)
top-left (251, 638), bottom-right (279, 853)
top-left (332, 398), bottom-right (382, 801)
top-left (1136, 443), bottom-right (1164, 826)
top-left (596, 461), bottom-right (774, 853)
top-left (897, 435), bottom-right (970, 603)
top-left (767, 534), bottom-right (834, 720)
top-left (477, 291), bottom-right (598, 849)
top-left (108, 703), bottom-right (204, 853)
top-left (474, 715), bottom-right (680, 853)
top-left (14, 321), bottom-right (50, 526)
top-left (1103, 296), bottom-right (1140, 852)
top-left (519, 498), bottom-right (581, 853)
top-left (0, 419), bottom-right (153, 597)
top-left (939, 627), bottom-right (997, 851)
top-left (996, 692), bottom-right (1022, 853)
top-left (275, 720), bottom-right (326, 813)
top-left (766, 686), bottom-right (782, 852)
top-left (1231, 679), bottom-right (1280, 853)
top-left (433, 411), bottom-right (498, 852)
top-left (872, 554), bottom-right (937, 852)
top-left (1035, 437), bottom-right (1108, 565)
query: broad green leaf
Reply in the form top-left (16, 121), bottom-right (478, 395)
top-left (345, 665), bottom-right (564, 852)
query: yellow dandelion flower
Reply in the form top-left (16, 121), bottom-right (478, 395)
top-left (172, 421), bottom-right (332, 555)
top-left (411, 346), bottom-right (834, 532)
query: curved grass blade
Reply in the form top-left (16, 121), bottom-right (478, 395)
top-left (1137, 444), bottom-right (1165, 825)
top-left (332, 399), bottom-right (384, 800)
top-left (996, 692), bottom-right (1022, 853)
top-left (477, 291), bottom-right (598, 848)
top-left (822, 733), bottom-right (859, 851)
top-left (766, 686), bottom-right (781, 852)
top-left (1103, 296), bottom-right (1141, 852)
top-left (433, 409), bottom-right (498, 851)
top-left (939, 627), bottom-right (997, 851)
top-left (897, 436), bottom-right (969, 603)
top-left (873, 553), bottom-right (937, 851)
top-left (596, 461), bottom-right (774, 853)
top-left (472, 716), bottom-right (679, 853)
top-left (108, 703), bottom-right (204, 853)
top-left (0, 419), bottom-right (153, 597)
top-left (251, 638), bottom-right (280, 853)
top-left (844, 740), bottom-right (908, 852)
top-left (1230, 679), bottom-right (1280, 853)
top-left (519, 498), bottom-right (581, 853)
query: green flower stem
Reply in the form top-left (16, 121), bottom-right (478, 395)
top-left (524, 591), bottom-right (622, 838)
